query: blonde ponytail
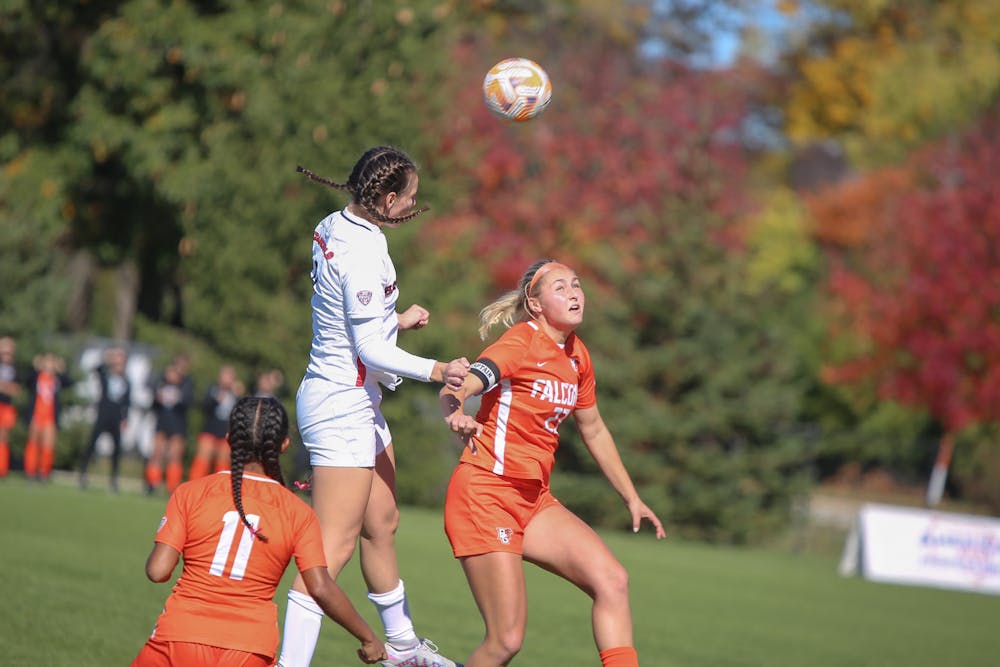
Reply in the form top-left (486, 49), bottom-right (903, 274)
top-left (477, 259), bottom-right (557, 340)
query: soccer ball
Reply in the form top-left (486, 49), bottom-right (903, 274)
top-left (482, 57), bottom-right (552, 122)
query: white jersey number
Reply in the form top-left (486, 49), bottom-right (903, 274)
top-left (209, 510), bottom-right (260, 580)
top-left (543, 407), bottom-right (571, 435)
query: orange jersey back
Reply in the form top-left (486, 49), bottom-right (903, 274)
top-left (463, 321), bottom-right (596, 484)
top-left (149, 472), bottom-right (326, 657)
top-left (33, 371), bottom-right (57, 423)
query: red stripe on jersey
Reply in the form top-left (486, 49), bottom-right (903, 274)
top-left (355, 357), bottom-right (367, 387)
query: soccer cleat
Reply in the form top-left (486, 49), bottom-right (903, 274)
top-left (380, 638), bottom-right (463, 667)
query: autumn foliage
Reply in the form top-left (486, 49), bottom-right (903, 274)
top-left (423, 41), bottom-right (753, 290)
top-left (821, 110), bottom-right (1000, 434)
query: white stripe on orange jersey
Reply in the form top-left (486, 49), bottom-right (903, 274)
top-left (492, 379), bottom-right (513, 476)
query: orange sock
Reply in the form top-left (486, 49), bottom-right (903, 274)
top-left (24, 441), bottom-right (39, 477)
top-left (166, 461), bottom-right (184, 493)
top-left (188, 456), bottom-right (210, 481)
top-left (600, 646), bottom-right (638, 667)
top-left (145, 462), bottom-right (163, 488)
top-left (40, 446), bottom-right (55, 479)
top-left (0, 441), bottom-right (9, 477)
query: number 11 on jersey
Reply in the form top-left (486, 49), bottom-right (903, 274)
top-left (210, 511), bottom-right (260, 580)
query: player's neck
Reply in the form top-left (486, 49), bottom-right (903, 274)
top-left (243, 462), bottom-right (266, 476)
top-left (535, 318), bottom-right (570, 345)
top-left (346, 203), bottom-right (382, 228)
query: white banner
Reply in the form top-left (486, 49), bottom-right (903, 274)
top-left (839, 503), bottom-right (1000, 595)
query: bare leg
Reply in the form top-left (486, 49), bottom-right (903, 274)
top-left (290, 465), bottom-right (375, 595)
top-left (359, 444), bottom-right (401, 594)
top-left (523, 504), bottom-right (633, 650)
top-left (461, 551), bottom-right (527, 667)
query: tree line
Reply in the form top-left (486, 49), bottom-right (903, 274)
top-left (2, 0), bottom-right (998, 541)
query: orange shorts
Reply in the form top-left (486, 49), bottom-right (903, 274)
top-left (131, 638), bottom-right (273, 667)
top-left (0, 403), bottom-right (15, 430)
top-left (444, 462), bottom-right (561, 558)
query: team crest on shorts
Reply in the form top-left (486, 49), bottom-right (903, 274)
top-left (496, 527), bottom-right (513, 545)
top-left (356, 290), bottom-right (373, 306)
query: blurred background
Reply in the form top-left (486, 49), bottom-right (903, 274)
top-left (1, 0), bottom-right (998, 545)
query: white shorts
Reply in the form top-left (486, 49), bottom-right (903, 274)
top-left (296, 375), bottom-right (392, 468)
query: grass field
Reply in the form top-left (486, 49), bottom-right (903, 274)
top-left (1, 477), bottom-right (997, 667)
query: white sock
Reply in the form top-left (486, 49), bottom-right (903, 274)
top-left (277, 589), bottom-right (324, 667)
top-left (367, 579), bottom-right (418, 648)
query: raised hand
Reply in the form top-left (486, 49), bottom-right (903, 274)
top-left (397, 304), bottom-right (430, 330)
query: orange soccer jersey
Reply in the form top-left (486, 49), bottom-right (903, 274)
top-left (146, 472), bottom-right (327, 658)
top-left (31, 371), bottom-right (57, 425)
top-left (463, 321), bottom-right (597, 485)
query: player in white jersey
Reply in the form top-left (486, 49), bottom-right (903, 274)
top-left (279, 147), bottom-right (468, 667)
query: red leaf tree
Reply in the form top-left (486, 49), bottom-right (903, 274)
top-left (821, 110), bottom-right (1000, 436)
top-left (421, 40), bottom-right (754, 290)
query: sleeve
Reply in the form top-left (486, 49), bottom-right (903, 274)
top-left (292, 507), bottom-right (328, 574)
top-left (202, 386), bottom-right (217, 413)
top-left (121, 380), bottom-right (132, 420)
top-left (151, 375), bottom-right (164, 408)
top-left (470, 329), bottom-right (529, 394)
top-left (181, 378), bottom-right (195, 408)
top-left (154, 487), bottom-right (188, 552)
top-left (349, 316), bottom-right (436, 382)
top-left (341, 255), bottom-right (387, 321)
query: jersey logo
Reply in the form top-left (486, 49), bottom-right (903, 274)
top-left (569, 357), bottom-right (579, 371)
top-left (496, 527), bottom-right (513, 545)
top-left (384, 281), bottom-right (397, 297)
top-left (536, 361), bottom-right (548, 367)
top-left (157, 516), bottom-right (167, 533)
top-left (356, 290), bottom-right (373, 305)
top-left (312, 231), bottom-right (334, 260)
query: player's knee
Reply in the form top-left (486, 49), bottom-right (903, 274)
top-left (592, 559), bottom-right (630, 602)
top-left (487, 627), bottom-right (524, 661)
top-left (324, 538), bottom-right (359, 572)
top-left (363, 505), bottom-right (400, 541)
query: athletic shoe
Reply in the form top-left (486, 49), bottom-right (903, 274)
top-left (380, 638), bottom-right (463, 667)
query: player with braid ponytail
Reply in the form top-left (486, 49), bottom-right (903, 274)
top-left (280, 147), bottom-right (468, 667)
top-left (133, 396), bottom-right (387, 667)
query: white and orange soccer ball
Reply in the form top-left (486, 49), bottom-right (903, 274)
top-left (482, 57), bottom-right (552, 122)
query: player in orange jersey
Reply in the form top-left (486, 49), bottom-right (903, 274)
top-left (0, 337), bottom-right (21, 477)
top-left (439, 260), bottom-right (666, 667)
top-left (24, 353), bottom-right (73, 482)
top-left (132, 396), bottom-right (386, 667)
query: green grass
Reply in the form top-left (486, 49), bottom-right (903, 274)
top-left (0, 477), bottom-right (997, 667)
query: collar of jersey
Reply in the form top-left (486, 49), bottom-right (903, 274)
top-left (340, 207), bottom-right (380, 233)
top-left (218, 470), bottom-right (280, 485)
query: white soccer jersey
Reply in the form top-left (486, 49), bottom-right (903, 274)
top-left (306, 208), bottom-right (400, 386)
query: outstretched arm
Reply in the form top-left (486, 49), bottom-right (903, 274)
top-left (574, 405), bottom-right (666, 538)
top-left (439, 373), bottom-right (486, 448)
top-left (350, 316), bottom-right (468, 388)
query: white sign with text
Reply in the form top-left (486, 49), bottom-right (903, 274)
top-left (839, 503), bottom-right (1000, 595)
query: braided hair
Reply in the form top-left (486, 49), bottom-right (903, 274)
top-left (297, 146), bottom-right (429, 225)
top-left (227, 396), bottom-right (289, 543)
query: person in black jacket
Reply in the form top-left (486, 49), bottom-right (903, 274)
top-left (145, 354), bottom-right (195, 494)
top-left (78, 347), bottom-right (131, 492)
